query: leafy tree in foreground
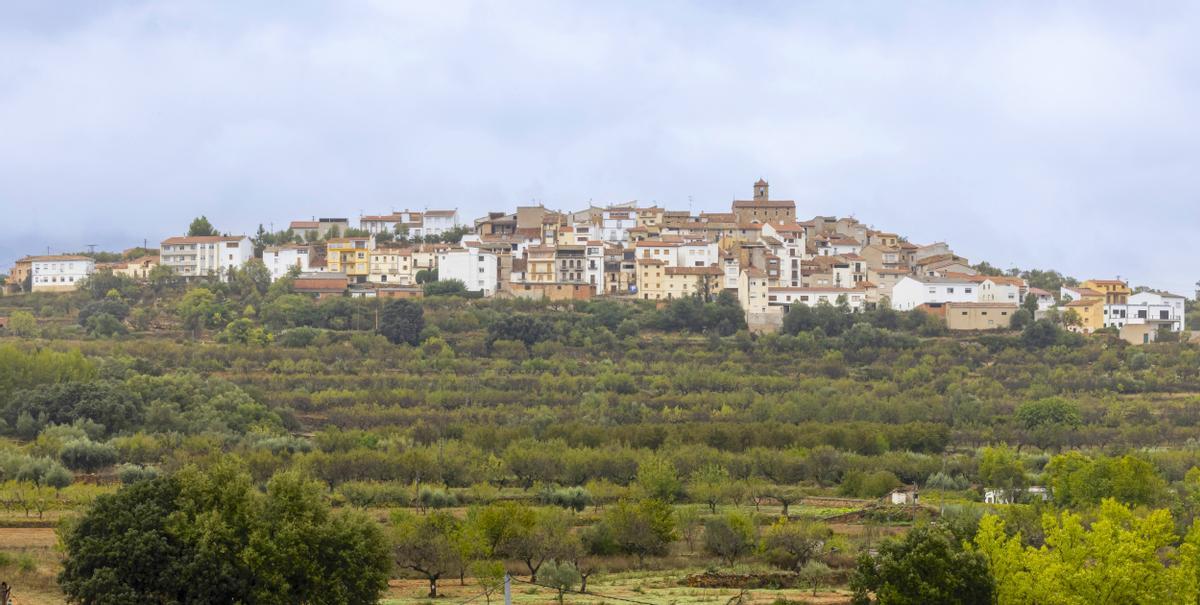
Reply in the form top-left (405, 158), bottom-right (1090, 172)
top-left (850, 525), bottom-right (993, 605)
top-left (974, 500), bottom-right (1197, 605)
top-left (59, 466), bottom-right (391, 604)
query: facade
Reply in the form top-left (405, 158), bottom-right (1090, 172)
top-left (325, 237), bottom-right (374, 283)
top-left (113, 256), bottom-right (159, 281)
top-left (978, 276), bottom-right (1025, 304)
top-left (732, 180), bottom-right (796, 224)
top-left (766, 286), bottom-right (869, 312)
top-left (289, 218), bottom-right (349, 240)
top-left (360, 211), bottom-right (422, 236)
top-left (1063, 297), bottom-right (1105, 333)
top-left (160, 236), bottom-right (253, 281)
top-left (1106, 291), bottom-right (1187, 332)
top-left (1081, 279), bottom-right (1131, 305)
top-left (422, 210), bottom-right (461, 237)
top-left (3, 257), bottom-right (33, 294)
top-left (890, 275), bottom-right (979, 311)
top-left (737, 268), bottom-right (771, 315)
top-left (263, 245), bottom-right (314, 281)
top-left (30, 255), bottom-right (95, 292)
top-left (438, 248), bottom-right (498, 296)
top-left (293, 272), bottom-right (348, 298)
top-left (368, 246), bottom-right (415, 285)
top-left (944, 302), bottom-right (1018, 331)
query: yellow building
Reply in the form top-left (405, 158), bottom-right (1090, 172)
top-left (326, 237), bottom-right (373, 283)
top-left (636, 262), bottom-right (723, 301)
top-left (525, 247), bottom-right (558, 283)
top-left (1064, 297), bottom-right (1105, 333)
top-left (368, 246), bottom-right (414, 285)
top-left (1081, 279), bottom-right (1131, 304)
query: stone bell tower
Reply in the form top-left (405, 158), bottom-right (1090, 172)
top-left (753, 178), bottom-right (769, 201)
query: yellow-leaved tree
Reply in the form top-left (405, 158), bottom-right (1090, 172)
top-left (974, 498), bottom-right (1200, 604)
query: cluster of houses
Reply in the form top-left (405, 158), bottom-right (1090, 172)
top-left (3, 180), bottom-right (1191, 341)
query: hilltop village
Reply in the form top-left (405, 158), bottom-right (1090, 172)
top-left (4, 180), bottom-right (1189, 341)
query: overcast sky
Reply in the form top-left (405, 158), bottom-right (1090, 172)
top-left (3, 1), bottom-right (1198, 294)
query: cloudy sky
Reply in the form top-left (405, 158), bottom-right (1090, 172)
top-left (3, 1), bottom-right (1198, 294)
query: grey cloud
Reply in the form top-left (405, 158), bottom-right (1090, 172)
top-left (2, 1), bottom-right (1198, 294)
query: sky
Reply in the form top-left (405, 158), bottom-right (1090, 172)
top-left (2, 1), bottom-right (1198, 295)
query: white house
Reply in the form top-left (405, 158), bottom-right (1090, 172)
top-left (601, 208), bottom-right (638, 243)
top-left (1028, 287), bottom-right (1056, 311)
top-left (30, 255), bottom-right (95, 292)
top-left (437, 247), bottom-right (498, 296)
top-left (262, 245), bottom-right (313, 281)
top-left (360, 211), bottom-right (422, 236)
top-left (422, 210), bottom-right (461, 237)
top-left (160, 235), bottom-right (254, 281)
top-left (890, 275), bottom-right (979, 311)
top-left (767, 286), bottom-right (869, 312)
top-left (978, 276), bottom-right (1026, 304)
top-left (1106, 291), bottom-right (1187, 331)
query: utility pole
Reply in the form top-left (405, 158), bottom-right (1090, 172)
top-left (504, 574), bottom-right (512, 605)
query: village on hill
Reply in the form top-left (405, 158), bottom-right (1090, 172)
top-left (3, 179), bottom-right (1190, 343)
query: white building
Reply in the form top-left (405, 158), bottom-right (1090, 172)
top-left (584, 243), bottom-right (606, 293)
top-left (890, 275), bottom-right (979, 311)
top-left (1028, 288), bottom-right (1056, 311)
top-left (978, 277), bottom-right (1026, 304)
top-left (360, 211), bottom-right (422, 236)
top-left (30, 255), bottom-right (95, 292)
top-left (422, 210), bottom-right (461, 238)
top-left (262, 245), bottom-right (313, 281)
top-left (160, 236), bottom-right (254, 281)
top-left (601, 208), bottom-right (638, 243)
top-left (437, 247), bottom-right (498, 296)
top-left (767, 286), bottom-right (869, 312)
top-left (1105, 291), bottom-right (1187, 331)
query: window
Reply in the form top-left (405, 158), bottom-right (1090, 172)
top-left (965, 288), bottom-right (973, 294)
top-left (947, 287), bottom-right (955, 294)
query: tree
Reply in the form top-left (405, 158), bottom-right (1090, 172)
top-left (59, 477), bottom-right (192, 602)
top-left (1020, 319), bottom-right (1060, 349)
top-left (469, 560), bottom-right (506, 605)
top-left (188, 216), bottom-right (218, 236)
top-left (601, 499), bottom-right (677, 565)
top-left (60, 466), bottom-right (391, 605)
top-left (539, 560), bottom-right (581, 605)
top-left (760, 518), bottom-right (831, 573)
top-left (7, 311), bottom-right (37, 337)
top-left (799, 560), bottom-right (832, 596)
top-left (851, 525), bottom-right (994, 605)
top-left (974, 500), bottom-right (1195, 605)
top-left (488, 315), bottom-right (554, 349)
top-left (424, 279), bottom-right (467, 297)
top-left (1044, 452), bottom-right (1167, 508)
top-left (976, 446), bottom-right (1026, 496)
top-left (379, 300), bottom-right (425, 346)
top-left (635, 455), bottom-right (681, 502)
top-left (393, 510), bottom-right (463, 598)
top-left (176, 287), bottom-right (223, 337)
top-left (501, 508), bottom-right (579, 581)
top-left (59, 439), bottom-right (119, 473)
top-left (703, 511), bottom-right (756, 566)
top-left (688, 464), bottom-right (734, 513)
